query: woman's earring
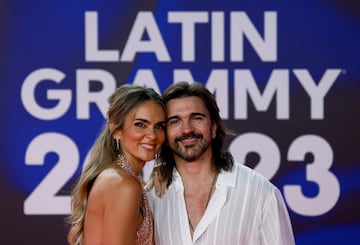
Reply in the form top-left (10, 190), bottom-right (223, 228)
top-left (115, 138), bottom-right (120, 152)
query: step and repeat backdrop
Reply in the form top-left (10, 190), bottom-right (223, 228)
top-left (1, 1), bottom-right (359, 244)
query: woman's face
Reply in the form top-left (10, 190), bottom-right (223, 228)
top-left (114, 101), bottom-right (166, 168)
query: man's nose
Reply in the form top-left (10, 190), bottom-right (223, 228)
top-left (181, 120), bottom-right (194, 133)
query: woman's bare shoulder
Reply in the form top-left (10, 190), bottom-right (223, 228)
top-left (89, 164), bottom-right (142, 202)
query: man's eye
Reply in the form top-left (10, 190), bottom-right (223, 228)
top-left (193, 116), bottom-right (203, 121)
top-left (168, 119), bottom-right (179, 125)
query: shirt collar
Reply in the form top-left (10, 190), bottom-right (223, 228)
top-left (172, 163), bottom-right (238, 192)
top-left (217, 164), bottom-right (237, 190)
top-left (172, 169), bottom-right (184, 193)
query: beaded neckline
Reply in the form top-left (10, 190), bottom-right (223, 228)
top-left (115, 154), bottom-right (154, 245)
top-left (116, 154), bottom-right (146, 185)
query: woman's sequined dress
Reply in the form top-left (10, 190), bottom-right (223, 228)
top-left (117, 155), bottom-right (154, 245)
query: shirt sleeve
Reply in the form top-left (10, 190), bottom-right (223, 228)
top-left (261, 187), bottom-right (296, 245)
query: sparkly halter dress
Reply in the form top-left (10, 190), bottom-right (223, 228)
top-left (116, 155), bottom-right (154, 245)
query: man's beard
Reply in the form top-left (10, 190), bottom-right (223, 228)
top-left (172, 132), bottom-right (211, 162)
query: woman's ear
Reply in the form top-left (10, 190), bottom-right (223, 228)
top-left (113, 129), bottom-right (123, 141)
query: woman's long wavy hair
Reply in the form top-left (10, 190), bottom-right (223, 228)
top-left (159, 81), bottom-right (235, 187)
top-left (67, 85), bottom-right (164, 245)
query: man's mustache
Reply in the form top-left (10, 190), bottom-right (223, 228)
top-left (175, 132), bottom-right (203, 142)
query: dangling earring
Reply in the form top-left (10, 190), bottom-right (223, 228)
top-left (116, 139), bottom-right (120, 152)
top-left (114, 138), bottom-right (120, 152)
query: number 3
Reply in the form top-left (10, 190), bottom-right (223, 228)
top-left (284, 134), bottom-right (340, 216)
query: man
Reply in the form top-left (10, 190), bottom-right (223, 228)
top-left (148, 81), bottom-right (295, 245)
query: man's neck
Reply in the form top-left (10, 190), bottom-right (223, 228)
top-left (174, 153), bottom-right (218, 236)
top-left (175, 153), bottom-right (214, 182)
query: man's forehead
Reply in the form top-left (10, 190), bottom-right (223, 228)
top-left (166, 96), bottom-right (208, 116)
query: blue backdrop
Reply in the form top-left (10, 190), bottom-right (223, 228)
top-left (1, 1), bottom-right (359, 244)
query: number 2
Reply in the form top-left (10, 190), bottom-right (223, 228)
top-left (24, 133), bottom-right (79, 215)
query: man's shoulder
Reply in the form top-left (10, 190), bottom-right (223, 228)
top-left (232, 161), bottom-right (277, 189)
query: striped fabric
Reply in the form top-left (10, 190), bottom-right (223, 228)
top-left (148, 161), bottom-right (295, 245)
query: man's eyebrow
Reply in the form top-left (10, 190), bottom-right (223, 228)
top-left (190, 112), bottom-right (206, 117)
top-left (166, 112), bottom-right (206, 121)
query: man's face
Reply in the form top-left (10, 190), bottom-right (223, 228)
top-left (165, 96), bottom-right (216, 162)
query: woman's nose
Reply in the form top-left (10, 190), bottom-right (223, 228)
top-left (146, 127), bottom-right (157, 139)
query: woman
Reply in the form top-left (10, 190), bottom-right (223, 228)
top-left (68, 84), bottom-right (166, 245)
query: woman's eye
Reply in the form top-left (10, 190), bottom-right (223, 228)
top-left (155, 124), bottom-right (165, 130)
top-left (134, 122), bottom-right (145, 128)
